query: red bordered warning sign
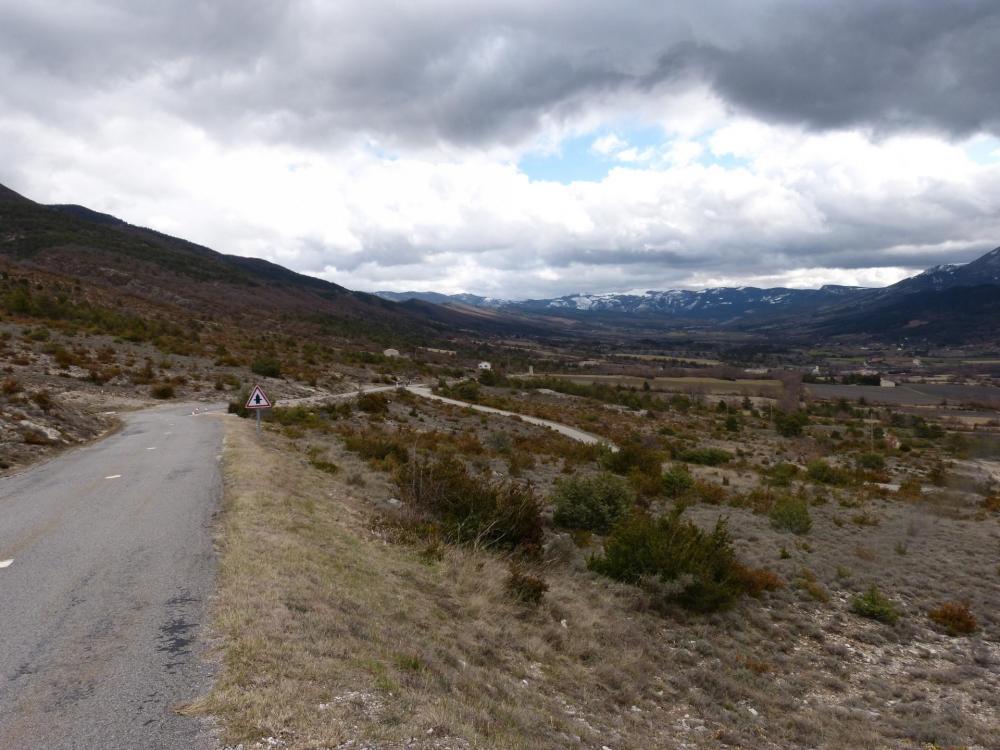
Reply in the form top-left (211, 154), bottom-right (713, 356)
top-left (245, 384), bottom-right (272, 409)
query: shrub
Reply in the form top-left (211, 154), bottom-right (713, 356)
top-left (271, 407), bottom-right (323, 428)
top-left (796, 568), bottom-right (829, 602)
top-left (1, 377), bottom-right (21, 395)
top-left (661, 464), bottom-right (694, 498)
top-left (31, 389), bottom-right (53, 411)
top-left (851, 585), bottom-right (900, 624)
top-left (341, 429), bottom-right (409, 465)
top-left (551, 472), bottom-right (635, 534)
top-left (774, 410), bottom-right (809, 437)
top-left (589, 510), bottom-right (744, 612)
top-left (766, 462), bottom-right (799, 487)
top-left (691, 480), bottom-right (729, 505)
top-left (735, 565), bottom-right (785, 597)
top-left (396, 454), bottom-right (543, 550)
top-left (675, 447), bottom-right (732, 466)
top-left (980, 495), bottom-right (1000, 512)
top-left (928, 601), bottom-right (977, 636)
top-left (769, 495), bottom-right (812, 534)
top-left (23, 428), bottom-right (53, 445)
top-left (357, 392), bottom-right (389, 414)
top-left (506, 565), bottom-right (548, 605)
top-left (448, 380), bottom-right (480, 402)
top-left (150, 383), bottom-right (175, 399)
top-left (309, 458), bottom-right (340, 475)
top-left (251, 356), bottom-right (281, 378)
top-left (601, 437), bottom-right (661, 477)
top-left (856, 452), bottom-right (886, 471)
top-left (806, 459), bottom-right (850, 485)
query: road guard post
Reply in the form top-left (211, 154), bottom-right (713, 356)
top-left (244, 384), bottom-right (272, 433)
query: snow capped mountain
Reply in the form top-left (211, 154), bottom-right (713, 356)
top-left (375, 247), bottom-right (1000, 324)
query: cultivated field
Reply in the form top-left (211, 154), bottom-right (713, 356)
top-left (807, 382), bottom-right (1000, 407)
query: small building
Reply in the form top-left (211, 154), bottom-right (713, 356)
top-left (383, 348), bottom-right (401, 358)
top-left (478, 361), bottom-right (492, 371)
top-left (880, 378), bottom-right (896, 388)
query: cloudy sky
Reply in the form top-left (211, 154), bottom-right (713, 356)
top-left (2, 1), bottom-right (1000, 298)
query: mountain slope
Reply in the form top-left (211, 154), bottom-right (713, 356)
top-left (807, 284), bottom-right (1000, 344)
top-left (0, 182), bottom-right (452, 344)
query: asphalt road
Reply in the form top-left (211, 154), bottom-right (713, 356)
top-left (0, 403), bottom-right (224, 749)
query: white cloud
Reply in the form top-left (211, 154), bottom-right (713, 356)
top-left (4, 106), bottom-right (1000, 299)
top-left (2, 1), bottom-right (1000, 300)
top-left (591, 133), bottom-right (627, 155)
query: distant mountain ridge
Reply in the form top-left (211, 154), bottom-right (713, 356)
top-left (377, 248), bottom-right (1000, 328)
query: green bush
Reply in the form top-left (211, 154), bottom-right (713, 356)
top-left (447, 380), bottom-right (480, 402)
top-left (661, 464), bottom-right (694, 498)
top-left (589, 510), bottom-right (744, 612)
top-left (600, 438), bottom-right (661, 476)
top-left (856, 452), bottom-right (885, 471)
top-left (851, 585), bottom-right (900, 624)
top-left (150, 383), bottom-right (175, 400)
top-left (228, 390), bottom-right (251, 418)
top-left (270, 406), bottom-right (323, 428)
top-left (341, 429), bottom-right (409, 465)
top-left (396, 454), bottom-right (542, 550)
top-left (769, 495), bottom-right (812, 534)
top-left (357, 392), bottom-right (389, 414)
top-left (251, 356), bottom-right (282, 378)
top-left (675, 446), bottom-right (732, 466)
top-left (774, 410), bottom-right (809, 437)
top-left (806, 459), bottom-right (850, 485)
top-left (551, 472), bottom-right (635, 533)
top-left (765, 462), bottom-right (799, 487)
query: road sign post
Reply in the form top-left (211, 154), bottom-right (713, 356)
top-left (244, 384), bottom-right (272, 433)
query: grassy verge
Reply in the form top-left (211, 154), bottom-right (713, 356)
top-left (197, 415), bottom-right (1000, 750)
top-left (198, 417), bottom-right (690, 749)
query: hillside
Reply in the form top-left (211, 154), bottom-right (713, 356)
top-left (0, 182), bottom-right (440, 343)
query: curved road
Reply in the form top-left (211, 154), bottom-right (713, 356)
top-left (404, 386), bottom-right (617, 450)
top-left (0, 402), bottom-right (223, 749)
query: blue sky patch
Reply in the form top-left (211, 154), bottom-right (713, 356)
top-left (518, 125), bottom-right (667, 184)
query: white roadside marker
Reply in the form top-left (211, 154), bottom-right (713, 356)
top-left (0, 559), bottom-right (13, 569)
top-left (105, 474), bottom-right (122, 480)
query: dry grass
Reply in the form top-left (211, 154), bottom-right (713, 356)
top-left (199, 410), bottom-right (1000, 750)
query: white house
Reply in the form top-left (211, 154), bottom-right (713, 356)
top-left (478, 361), bottom-right (492, 371)
top-left (383, 348), bottom-right (401, 358)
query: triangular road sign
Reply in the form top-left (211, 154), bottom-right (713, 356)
top-left (245, 384), bottom-right (272, 409)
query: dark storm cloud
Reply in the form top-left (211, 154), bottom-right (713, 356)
top-left (4, 1), bottom-right (1000, 148)
top-left (647, 1), bottom-right (1000, 138)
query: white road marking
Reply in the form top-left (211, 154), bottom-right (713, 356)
top-left (147, 447), bottom-right (157, 451)
top-left (0, 559), bottom-right (13, 569)
top-left (105, 474), bottom-right (122, 480)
